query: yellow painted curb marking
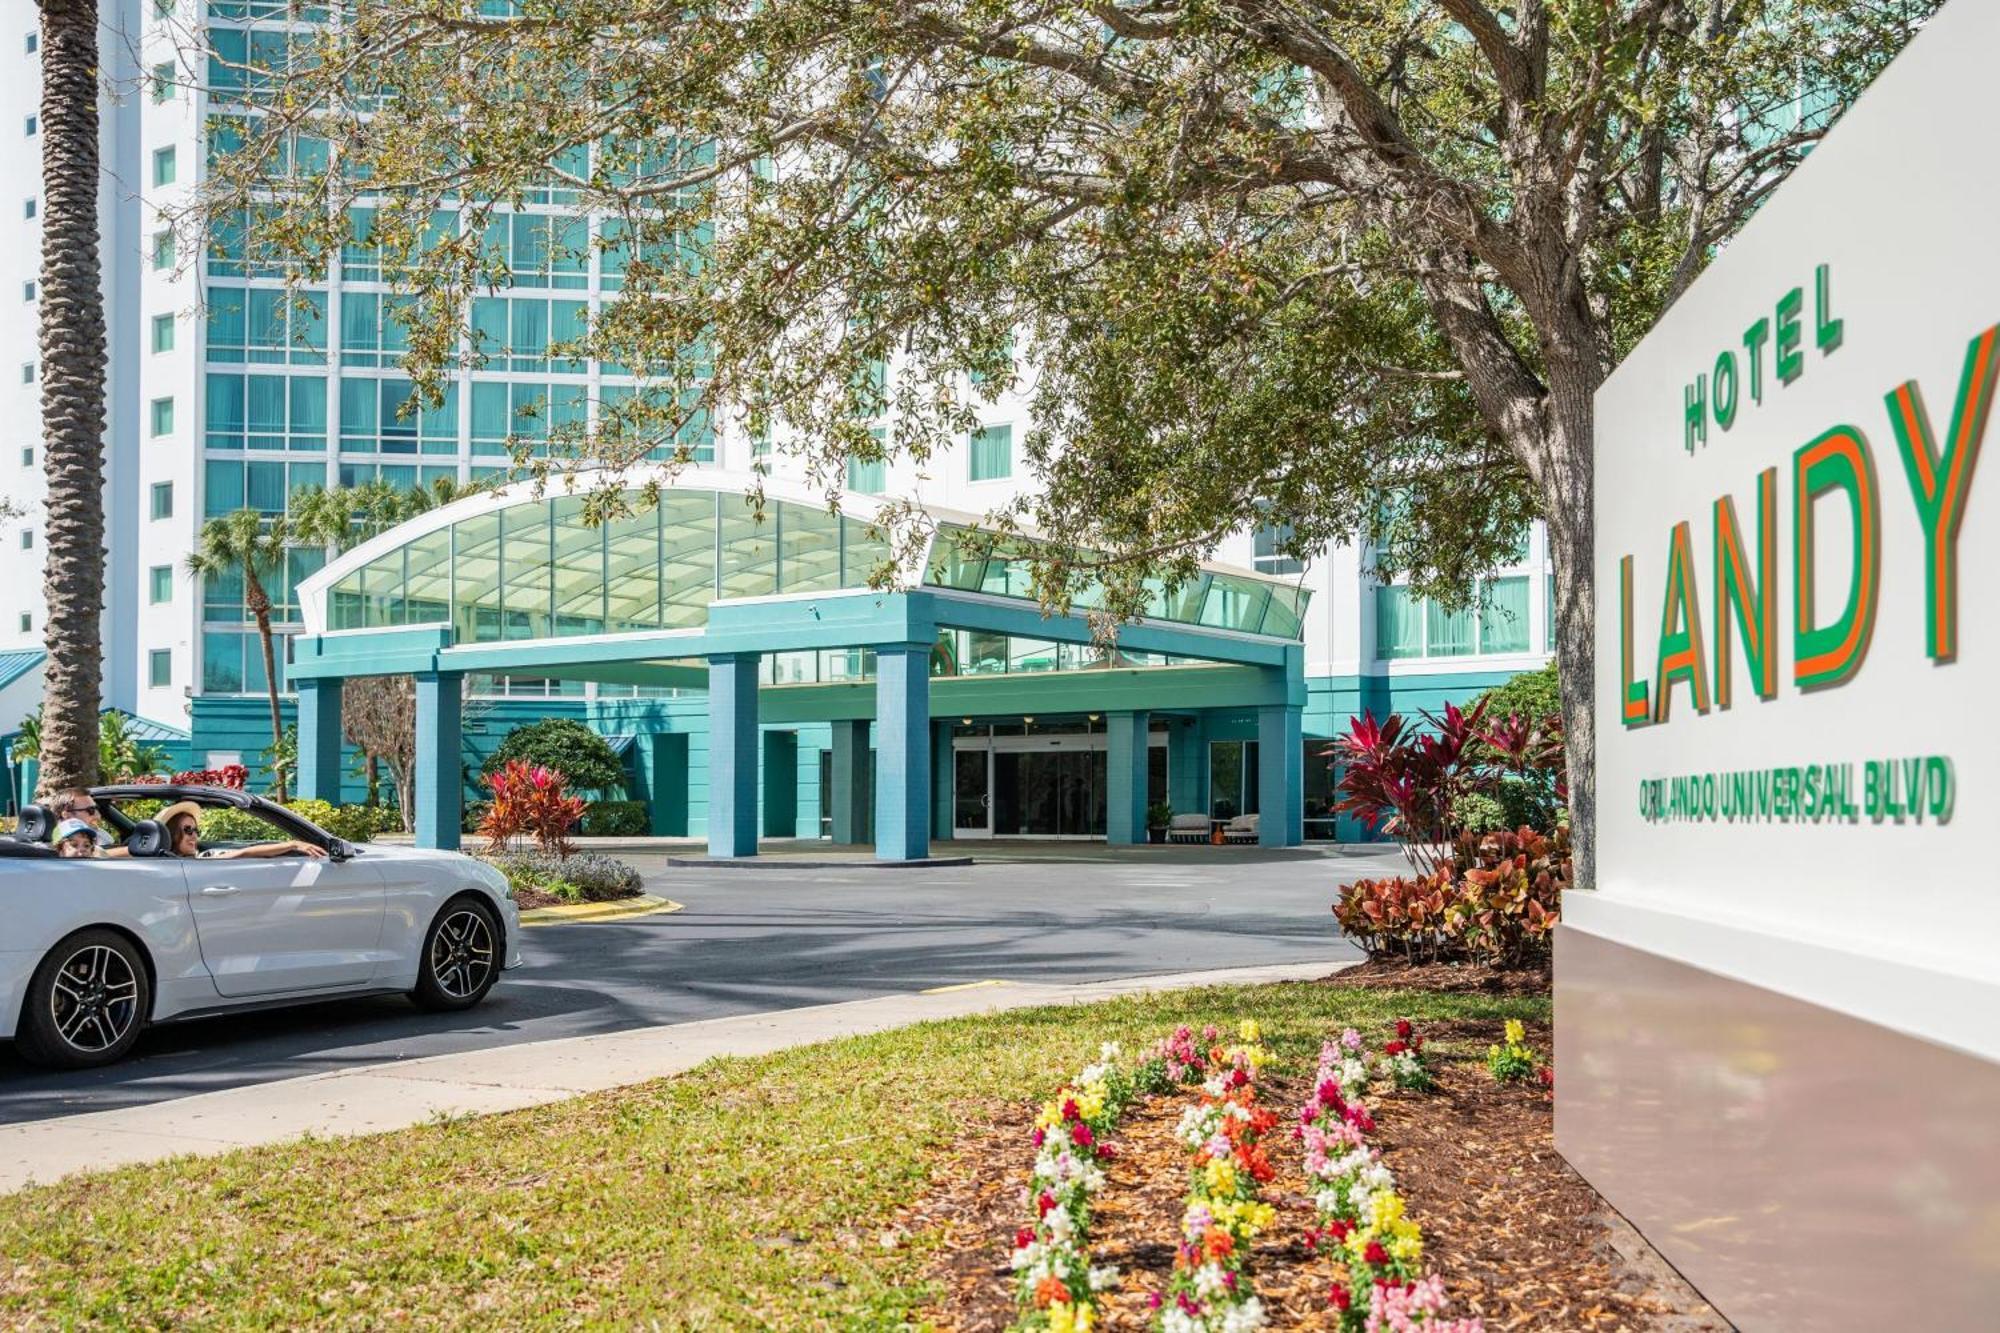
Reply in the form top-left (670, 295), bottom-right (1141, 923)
top-left (920, 979), bottom-right (1011, 994)
top-left (520, 894), bottom-right (684, 927)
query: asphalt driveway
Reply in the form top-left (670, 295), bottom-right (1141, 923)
top-left (0, 842), bottom-right (1397, 1125)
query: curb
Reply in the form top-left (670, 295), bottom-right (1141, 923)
top-left (518, 894), bottom-right (682, 926)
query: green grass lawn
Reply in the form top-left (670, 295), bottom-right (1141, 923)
top-left (0, 982), bottom-right (1546, 1328)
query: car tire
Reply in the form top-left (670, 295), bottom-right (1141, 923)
top-left (16, 928), bottom-right (152, 1070)
top-left (411, 896), bottom-right (502, 1012)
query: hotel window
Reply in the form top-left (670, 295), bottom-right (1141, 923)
top-left (149, 565), bottom-right (174, 604)
top-left (24, 116), bottom-right (36, 137)
top-left (204, 372), bottom-right (328, 452)
top-left (470, 380), bottom-right (588, 459)
top-left (148, 650), bottom-right (172, 688)
top-left (150, 482), bottom-right (173, 519)
top-left (25, 33), bottom-right (36, 54)
top-left (153, 147), bottom-right (176, 188)
top-left (151, 61), bottom-right (175, 103)
top-left (16, 613), bottom-right (27, 633)
top-left (21, 281), bottom-right (33, 302)
top-left (470, 295), bottom-right (588, 373)
top-left (340, 377), bottom-right (458, 456)
top-left (20, 363), bottom-right (33, 383)
top-left (151, 314), bottom-right (175, 353)
top-left (1479, 576), bottom-right (1531, 654)
top-left (151, 229), bottom-right (173, 270)
top-left (481, 211), bottom-right (587, 290)
top-left (206, 288), bottom-right (327, 365)
top-left (1252, 521), bottom-right (1303, 576)
top-left (968, 424), bottom-right (1012, 482)
top-left (18, 530), bottom-right (30, 549)
top-left (23, 198), bottom-right (34, 219)
top-left (202, 458), bottom-right (325, 519)
top-left (1546, 572), bottom-right (1557, 651)
top-left (847, 429), bottom-right (887, 494)
top-left (150, 397), bottom-right (176, 437)
top-left (19, 448), bottom-right (29, 467)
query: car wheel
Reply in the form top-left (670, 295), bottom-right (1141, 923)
top-left (16, 929), bottom-right (151, 1069)
top-left (411, 896), bottom-right (502, 1011)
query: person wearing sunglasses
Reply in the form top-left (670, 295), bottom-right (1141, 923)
top-left (155, 801), bottom-right (328, 861)
top-left (49, 789), bottom-right (130, 858)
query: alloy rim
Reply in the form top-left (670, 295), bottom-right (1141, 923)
top-left (49, 945), bottom-right (140, 1053)
top-left (430, 909), bottom-right (494, 999)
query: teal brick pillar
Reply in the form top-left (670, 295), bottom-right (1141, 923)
top-left (295, 677), bottom-right (343, 805)
top-left (707, 653), bottom-right (760, 857)
top-left (1172, 713), bottom-right (1210, 818)
top-left (1105, 710), bottom-right (1151, 844)
top-left (873, 644), bottom-right (930, 862)
top-left (828, 719), bottom-right (870, 844)
top-left (931, 720), bottom-right (956, 840)
top-left (1257, 703), bottom-right (1303, 846)
top-left (413, 671), bottom-right (462, 851)
top-left (762, 730), bottom-right (798, 838)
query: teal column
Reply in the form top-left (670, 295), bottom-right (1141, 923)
top-left (413, 671), bottom-right (462, 851)
top-left (873, 643), bottom-right (930, 862)
top-left (762, 731), bottom-right (798, 838)
top-left (707, 653), bottom-right (760, 857)
top-left (296, 677), bottom-right (343, 804)
top-left (931, 720), bottom-right (955, 840)
top-left (828, 719), bottom-right (869, 844)
top-left (1105, 710), bottom-right (1151, 844)
top-left (1257, 704), bottom-right (1303, 847)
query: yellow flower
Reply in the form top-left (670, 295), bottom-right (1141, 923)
top-left (1204, 1158), bottom-right (1239, 1195)
top-left (1239, 1019), bottom-right (1262, 1043)
top-left (1505, 1019), bottom-right (1526, 1046)
top-left (1048, 1300), bottom-right (1096, 1333)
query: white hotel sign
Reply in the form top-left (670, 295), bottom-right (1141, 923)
top-left (1559, 1), bottom-right (2000, 1326)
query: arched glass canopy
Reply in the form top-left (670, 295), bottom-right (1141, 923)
top-left (317, 485), bottom-right (1307, 644)
top-left (326, 489), bottom-right (892, 641)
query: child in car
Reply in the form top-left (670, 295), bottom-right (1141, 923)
top-left (53, 818), bottom-right (107, 858)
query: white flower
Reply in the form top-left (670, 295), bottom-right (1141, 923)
top-left (1220, 1296), bottom-right (1268, 1332)
top-left (1088, 1264), bottom-right (1120, 1291)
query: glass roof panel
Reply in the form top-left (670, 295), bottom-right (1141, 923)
top-left (717, 498), bottom-right (777, 601)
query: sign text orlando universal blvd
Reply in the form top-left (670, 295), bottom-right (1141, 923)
top-left (1618, 260), bottom-right (1991, 829)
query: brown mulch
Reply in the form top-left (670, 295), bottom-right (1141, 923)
top-left (1320, 957), bottom-right (1553, 997)
top-left (908, 1020), bottom-right (1728, 1331)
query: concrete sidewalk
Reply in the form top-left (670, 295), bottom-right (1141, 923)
top-left (0, 958), bottom-right (1350, 1195)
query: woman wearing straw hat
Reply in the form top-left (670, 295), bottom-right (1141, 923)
top-left (155, 800), bottom-right (328, 861)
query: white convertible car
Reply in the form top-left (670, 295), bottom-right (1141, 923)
top-left (1, 785), bottom-right (522, 1069)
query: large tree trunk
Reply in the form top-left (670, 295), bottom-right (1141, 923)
top-left (32, 0), bottom-right (107, 797)
top-left (249, 589), bottom-right (288, 801)
top-left (1540, 360), bottom-right (1598, 892)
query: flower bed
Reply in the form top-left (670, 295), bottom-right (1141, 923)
top-left (1011, 1041), bottom-right (1151, 1331)
top-left (1300, 1026), bottom-right (1481, 1331)
top-left (1158, 1021), bottom-right (1278, 1332)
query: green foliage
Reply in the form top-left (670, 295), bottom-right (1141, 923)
top-left (1452, 779), bottom-right (1558, 837)
top-left (1146, 802), bottom-right (1174, 829)
top-left (1486, 1019), bottom-right (1539, 1084)
top-left (191, 801), bottom-right (383, 844)
top-left (1333, 826), bottom-right (1566, 968)
top-left (1475, 663), bottom-right (1562, 725)
top-left (485, 851), bottom-right (642, 902)
top-left (481, 720), bottom-right (625, 796)
top-left (581, 800), bottom-right (649, 837)
top-left (197, 807), bottom-right (275, 844)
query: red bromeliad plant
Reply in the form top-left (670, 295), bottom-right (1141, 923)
top-left (479, 759), bottom-right (585, 857)
top-left (1334, 700), bottom-right (1491, 876)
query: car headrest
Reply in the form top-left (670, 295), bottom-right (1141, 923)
top-left (15, 803), bottom-right (53, 842)
top-left (125, 819), bottom-right (170, 858)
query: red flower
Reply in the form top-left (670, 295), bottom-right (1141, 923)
top-left (1383, 1040), bottom-right (1406, 1057)
top-left (1031, 1127), bottom-right (1045, 1147)
top-left (1364, 1240), bottom-right (1389, 1266)
top-left (1228, 1068), bottom-right (1249, 1089)
top-left (1329, 1284), bottom-right (1353, 1311)
top-left (1395, 1018), bottom-right (1413, 1041)
top-left (1015, 1227), bottom-right (1034, 1249)
top-left (1071, 1123), bottom-right (1094, 1148)
top-left (1061, 1098), bottom-right (1080, 1122)
top-left (1326, 1219), bottom-right (1353, 1242)
top-left (1037, 1191), bottom-right (1056, 1217)
top-left (1098, 1144), bottom-right (1118, 1162)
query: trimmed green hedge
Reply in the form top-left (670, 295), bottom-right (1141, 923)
top-left (581, 800), bottom-right (649, 837)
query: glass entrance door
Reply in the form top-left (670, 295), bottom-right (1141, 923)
top-left (953, 747), bottom-right (993, 837)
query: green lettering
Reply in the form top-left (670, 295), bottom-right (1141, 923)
top-left (1775, 287), bottom-right (1805, 385)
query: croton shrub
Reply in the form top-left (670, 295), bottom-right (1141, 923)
top-left (1334, 826), bottom-right (1566, 967)
top-left (478, 759), bottom-right (587, 857)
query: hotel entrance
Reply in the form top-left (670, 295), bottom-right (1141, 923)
top-left (951, 722), bottom-right (1169, 839)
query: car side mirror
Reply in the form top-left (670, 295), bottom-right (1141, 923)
top-left (327, 838), bottom-right (356, 862)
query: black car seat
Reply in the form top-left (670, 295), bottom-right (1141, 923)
top-left (14, 803), bottom-right (52, 842)
top-left (124, 819), bottom-right (171, 858)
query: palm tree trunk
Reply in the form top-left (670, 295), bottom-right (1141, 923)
top-left (32, 0), bottom-right (108, 797)
top-left (247, 579), bottom-right (287, 801)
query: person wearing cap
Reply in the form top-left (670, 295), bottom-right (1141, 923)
top-left (49, 788), bottom-right (130, 858)
top-left (54, 818), bottom-right (108, 859)
top-left (155, 801), bottom-right (328, 861)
